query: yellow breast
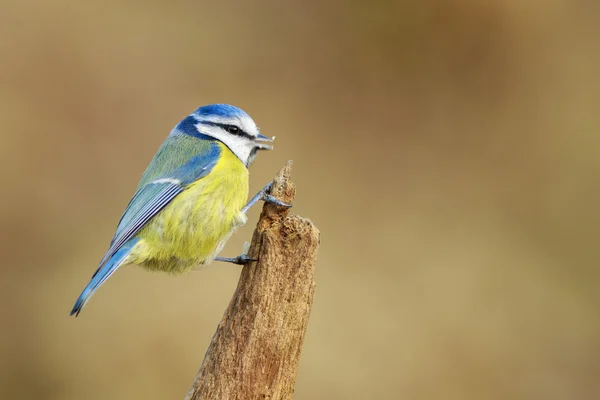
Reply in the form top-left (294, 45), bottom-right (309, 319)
top-left (131, 142), bottom-right (249, 273)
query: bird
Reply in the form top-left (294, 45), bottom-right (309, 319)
top-left (70, 104), bottom-right (289, 316)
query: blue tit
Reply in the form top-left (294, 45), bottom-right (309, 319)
top-left (71, 104), bottom-right (288, 316)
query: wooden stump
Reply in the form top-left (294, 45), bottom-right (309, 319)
top-left (185, 161), bottom-right (320, 400)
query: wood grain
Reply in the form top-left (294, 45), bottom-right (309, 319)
top-left (185, 161), bottom-right (320, 400)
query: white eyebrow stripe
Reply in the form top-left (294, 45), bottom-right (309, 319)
top-left (196, 115), bottom-right (237, 125)
top-left (150, 178), bottom-right (182, 185)
top-left (195, 114), bottom-right (259, 137)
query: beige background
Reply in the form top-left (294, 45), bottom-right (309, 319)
top-left (1, 1), bottom-right (599, 399)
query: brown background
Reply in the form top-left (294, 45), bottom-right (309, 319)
top-left (1, 1), bottom-right (599, 399)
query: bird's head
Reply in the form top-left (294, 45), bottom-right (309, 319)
top-left (189, 104), bottom-right (273, 166)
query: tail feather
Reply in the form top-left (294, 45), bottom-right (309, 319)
top-left (70, 239), bottom-right (139, 317)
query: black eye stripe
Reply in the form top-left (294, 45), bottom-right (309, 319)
top-left (200, 121), bottom-right (254, 139)
top-left (226, 125), bottom-right (239, 134)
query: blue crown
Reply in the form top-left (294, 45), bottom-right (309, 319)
top-left (194, 104), bottom-right (249, 119)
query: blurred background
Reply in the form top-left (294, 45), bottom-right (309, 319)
top-left (1, 0), bottom-right (599, 399)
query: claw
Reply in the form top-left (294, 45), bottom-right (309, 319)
top-left (215, 254), bottom-right (257, 265)
top-left (262, 193), bottom-right (292, 208)
top-left (242, 182), bottom-right (292, 213)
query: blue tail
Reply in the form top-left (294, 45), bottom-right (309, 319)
top-left (70, 239), bottom-right (139, 317)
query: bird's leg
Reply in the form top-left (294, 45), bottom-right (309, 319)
top-left (241, 182), bottom-right (292, 214)
top-left (217, 184), bottom-right (291, 266)
top-left (215, 254), bottom-right (257, 265)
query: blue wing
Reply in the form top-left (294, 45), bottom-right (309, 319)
top-left (94, 138), bottom-right (221, 273)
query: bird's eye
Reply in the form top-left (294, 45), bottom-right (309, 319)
top-left (227, 126), bottom-right (240, 134)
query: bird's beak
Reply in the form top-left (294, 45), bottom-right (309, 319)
top-left (254, 133), bottom-right (274, 150)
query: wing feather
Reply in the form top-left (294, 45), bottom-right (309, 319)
top-left (97, 183), bottom-right (183, 269)
top-left (93, 140), bottom-right (221, 275)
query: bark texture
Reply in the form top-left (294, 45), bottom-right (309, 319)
top-left (185, 161), bottom-right (320, 400)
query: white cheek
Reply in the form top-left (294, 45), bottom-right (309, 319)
top-left (196, 123), bottom-right (253, 165)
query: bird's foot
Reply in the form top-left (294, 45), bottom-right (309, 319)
top-left (214, 254), bottom-right (257, 265)
top-left (242, 182), bottom-right (292, 213)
